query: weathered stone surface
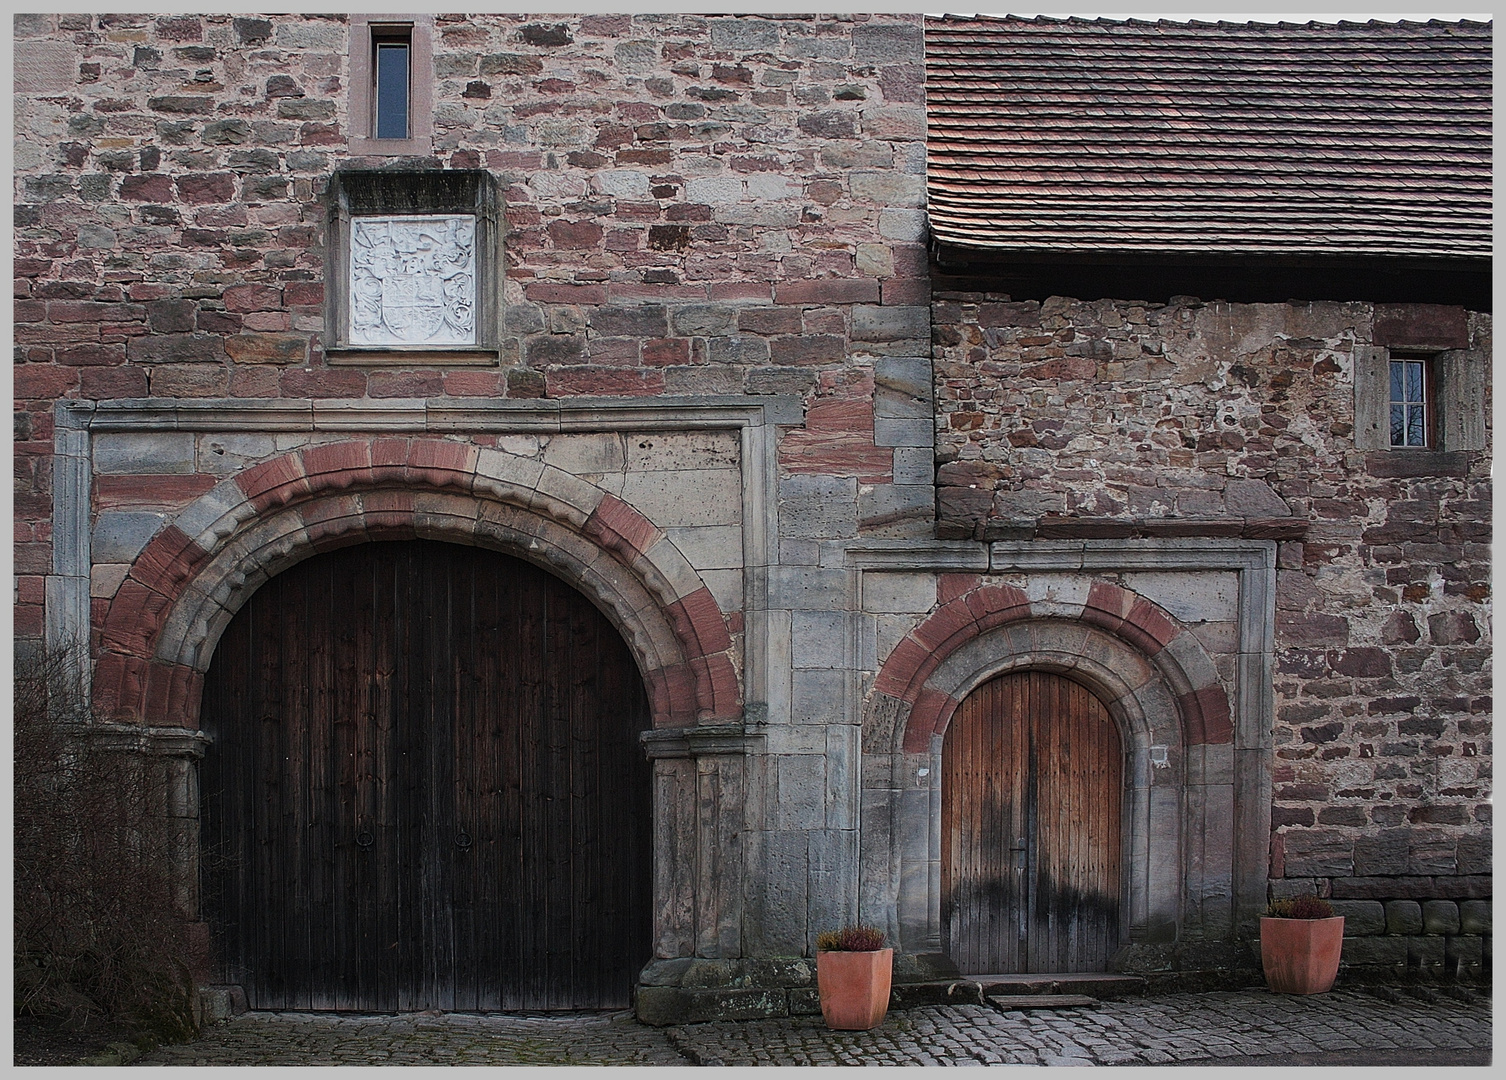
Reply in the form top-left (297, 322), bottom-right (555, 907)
top-left (1385, 900), bottom-right (1424, 935)
top-left (1422, 900), bottom-right (1460, 935)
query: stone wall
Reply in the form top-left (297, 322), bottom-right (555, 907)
top-left (933, 291), bottom-right (1492, 977)
top-left (14, 11), bottom-right (932, 654)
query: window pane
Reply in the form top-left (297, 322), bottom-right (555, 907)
top-left (375, 42), bottom-right (409, 139)
top-left (1407, 405), bottom-right (1425, 446)
top-left (1390, 360), bottom-right (1404, 402)
top-left (1390, 404), bottom-right (1406, 447)
top-left (1404, 361), bottom-right (1424, 403)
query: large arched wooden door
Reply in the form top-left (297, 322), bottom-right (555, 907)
top-left (941, 670), bottom-right (1123, 973)
top-left (200, 539), bottom-right (652, 1011)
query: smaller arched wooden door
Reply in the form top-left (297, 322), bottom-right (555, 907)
top-left (941, 670), bottom-right (1123, 973)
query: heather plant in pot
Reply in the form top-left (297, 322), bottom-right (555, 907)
top-left (1260, 895), bottom-right (1345, 995)
top-left (815, 925), bottom-right (893, 1030)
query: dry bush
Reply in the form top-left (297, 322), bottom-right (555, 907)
top-left (12, 649), bottom-right (200, 1042)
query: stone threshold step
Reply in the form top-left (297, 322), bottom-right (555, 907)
top-left (974, 973), bottom-right (1146, 999)
top-left (986, 993), bottom-right (1101, 1009)
top-left (889, 973), bottom-right (1144, 1010)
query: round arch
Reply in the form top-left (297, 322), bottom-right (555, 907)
top-left (859, 580), bottom-right (1233, 963)
top-left (91, 437), bottom-right (741, 733)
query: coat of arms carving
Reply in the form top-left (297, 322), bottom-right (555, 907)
top-left (349, 215), bottom-right (477, 346)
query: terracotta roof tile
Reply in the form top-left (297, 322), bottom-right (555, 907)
top-left (926, 16), bottom-right (1491, 260)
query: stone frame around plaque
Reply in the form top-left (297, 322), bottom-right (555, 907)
top-left (325, 169), bottom-right (503, 365)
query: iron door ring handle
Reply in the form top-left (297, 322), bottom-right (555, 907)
top-left (455, 832), bottom-right (473, 849)
top-left (356, 831), bottom-right (374, 848)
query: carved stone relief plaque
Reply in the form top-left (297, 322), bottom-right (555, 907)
top-left (348, 214), bottom-right (477, 346)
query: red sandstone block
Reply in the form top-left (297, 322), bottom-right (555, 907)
top-left (369, 438), bottom-right (411, 469)
top-left (92, 651), bottom-right (149, 720)
top-left (689, 653), bottom-right (741, 720)
top-left (237, 453), bottom-right (307, 503)
top-left (443, 370), bottom-right (504, 396)
top-left (967, 584), bottom-right (1030, 626)
top-left (725, 611), bottom-right (744, 635)
top-left (278, 367), bottom-right (368, 398)
top-left (99, 580), bottom-right (172, 654)
top-left (523, 282), bottom-right (609, 304)
top-left (94, 474), bottom-right (218, 508)
top-left (47, 300), bottom-right (146, 323)
top-left (778, 432), bottom-right (893, 483)
top-left (300, 493), bottom-right (363, 529)
top-left (642, 337), bottom-right (692, 366)
top-left (874, 635), bottom-right (930, 698)
top-left (608, 283), bottom-right (709, 303)
top-left (130, 526), bottom-right (205, 595)
top-left (14, 602), bottom-right (42, 637)
top-left (912, 601), bottom-right (977, 652)
top-left (938, 574), bottom-right (981, 606)
top-left (1126, 598), bottom-right (1179, 653)
top-left (370, 369), bottom-right (445, 397)
top-left (587, 494), bottom-right (663, 560)
top-left (1186, 685), bottom-right (1233, 745)
top-left (903, 686), bottom-right (956, 754)
top-left (803, 398), bottom-right (874, 435)
top-left (79, 366), bottom-right (148, 398)
top-left (882, 279), bottom-right (931, 305)
top-left (301, 440), bottom-right (371, 480)
top-left (774, 279), bottom-right (881, 305)
top-left (545, 367), bottom-right (665, 397)
top-left (708, 281), bottom-right (773, 302)
top-left (671, 587), bottom-right (733, 658)
top-left (1085, 580), bottom-right (1134, 620)
top-left (408, 438), bottom-right (475, 476)
top-left (283, 281), bottom-right (324, 306)
top-left (14, 365), bottom-right (81, 398)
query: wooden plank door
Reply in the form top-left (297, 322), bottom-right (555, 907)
top-left (200, 539), bottom-right (652, 1011)
top-left (941, 670), bottom-right (1123, 973)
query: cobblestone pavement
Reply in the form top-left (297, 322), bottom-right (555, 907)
top-left (135, 988), bottom-right (1491, 1067)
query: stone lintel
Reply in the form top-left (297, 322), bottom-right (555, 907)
top-left (641, 723), bottom-right (767, 759)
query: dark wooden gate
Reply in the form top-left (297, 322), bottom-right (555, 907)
top-left (200, 539), bottom-right (652, 1011)
top-left (941, 670), bottom-right (1122, 973)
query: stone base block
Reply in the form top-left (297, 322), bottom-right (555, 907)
top-left (197, 984), bottom-right (248, 1024)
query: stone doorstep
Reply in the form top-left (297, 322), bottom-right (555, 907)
top-left (985, 993), bottom-right (1102, 1010)
top-left (889, 972), bottom-right (1145, 1009)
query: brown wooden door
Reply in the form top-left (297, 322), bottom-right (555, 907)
top-left (941, 670), bottom-right (1122, 973)
top-left (200, 539), bottom-right (652, 1011)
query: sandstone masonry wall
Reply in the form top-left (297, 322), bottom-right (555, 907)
top-left (932, 290), bottom-right (1492, 974)
top-left (14, 11), bottom-right (933, 652)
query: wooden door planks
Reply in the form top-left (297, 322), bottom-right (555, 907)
top-left (942, 670), bottom-right (1123, 974)
top-left (200, 539), bottom-right (652, 1011)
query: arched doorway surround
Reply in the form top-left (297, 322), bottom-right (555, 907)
top-left (91, 437), bottom-right (740, 733)
top-left (88, 437), bottom-right (745, 971)
top-left (200, 539), bottom-right (654, 1010)
top-left (860, 578), bottom-right (1236, 966)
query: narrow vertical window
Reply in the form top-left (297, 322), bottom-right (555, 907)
top-left (372, 30), bottom-right (411, 139)
top-left (1389, 358), bottom-right (1430, 447)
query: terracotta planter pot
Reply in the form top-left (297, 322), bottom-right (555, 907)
top-left (1260, 916), bottom-right (1345, 994)
top-left (816, 948), bottom-right (893, 1030)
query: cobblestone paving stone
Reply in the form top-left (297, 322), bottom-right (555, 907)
top-left (134, 1010), bottom-right (691, 1067)
top-left (134, 989), bottom-right (1490, 1067)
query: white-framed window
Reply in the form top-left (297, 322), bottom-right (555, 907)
top-left (1355, 345), bottom-right (1485, 459)
top-left (1388, 357), bottom-right (1432, 448)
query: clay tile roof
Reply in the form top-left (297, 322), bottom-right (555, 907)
top-left (925, 16), bottom-right (1492, 260)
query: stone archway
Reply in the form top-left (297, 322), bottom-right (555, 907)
top-left (91, 437), bottom-right (741, 733)
top-left (860, 580), bottom-right (1233, 967)
top-left (88, 437), bottom-right (747, 982)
